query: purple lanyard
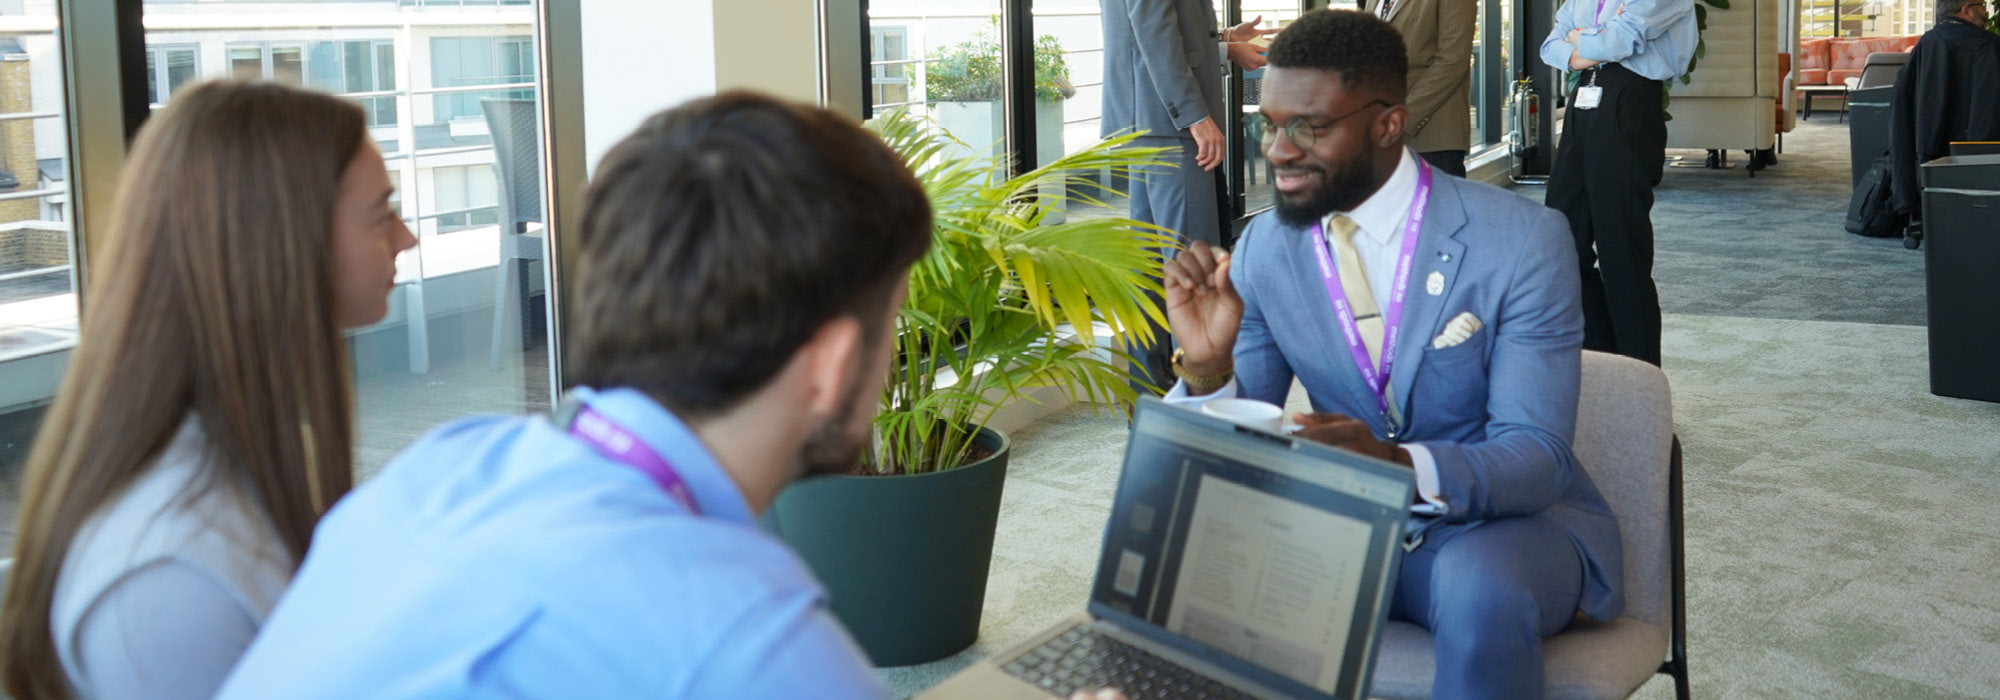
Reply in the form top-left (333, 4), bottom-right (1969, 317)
top-left (1594, 0), bottom-right (1610, 27)
top-left (1308, 158), bottom-right (1433, 415)
top-left (568, 405), bottom-right (699, 514)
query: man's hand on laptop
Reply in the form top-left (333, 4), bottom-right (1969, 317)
top-left (1164, 240), bottom-right (1243, 391)
top-left (1292, 413), bottom-right (1413, 468)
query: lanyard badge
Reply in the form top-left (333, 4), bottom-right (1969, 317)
top-left (1574, 68), bottom-right (1603, 110)
top-left (556, 392), bottom-right (700, 513)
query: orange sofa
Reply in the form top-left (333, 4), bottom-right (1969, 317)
top-left (1797, 35), bottom-right (1920, 86)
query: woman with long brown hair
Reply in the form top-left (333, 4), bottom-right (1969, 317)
top-left (0, 80), bottom-right (416, 699)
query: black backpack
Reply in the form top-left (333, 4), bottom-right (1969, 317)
top-left (1846, 154), bottom-right (1907, 238)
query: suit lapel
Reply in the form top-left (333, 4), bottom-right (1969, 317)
top-left (1280, 217), bottom-right (1387, 421)
top-left (1389, 173), bottom-right (1469, 423)
top-left (1385, 0), bottom-right (1414, 26)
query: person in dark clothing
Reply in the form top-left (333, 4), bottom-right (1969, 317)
top-left (1538, 0), bottom-right (1698, 368)
top-left (1889, 0), bottom-right (2000, 216)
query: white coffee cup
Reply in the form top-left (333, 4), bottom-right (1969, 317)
top-left (1201, 398), bottom-right (1284, 433)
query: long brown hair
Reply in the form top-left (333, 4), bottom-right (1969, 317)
top-left (1, 81), bottom-right (367, 699)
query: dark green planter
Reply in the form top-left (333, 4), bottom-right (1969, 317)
top-left (766, 427), bottom-right (1010, 667)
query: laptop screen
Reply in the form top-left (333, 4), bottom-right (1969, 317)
top-left (1088, 401), bottom-right (1413, 700)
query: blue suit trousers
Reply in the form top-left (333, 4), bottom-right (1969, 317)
top-left (1389, 515), bottom-right (1586, 699)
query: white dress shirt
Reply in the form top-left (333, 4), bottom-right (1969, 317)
top-left (1166, 150), bottom-right (1449, 512)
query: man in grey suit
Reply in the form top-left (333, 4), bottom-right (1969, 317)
top-left (1101, 0), bottom-right (1267, 393)
top-left (1163, 11), bottom-right (1622, 698)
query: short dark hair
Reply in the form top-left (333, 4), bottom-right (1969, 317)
top-left (1939, 0), bottom-right (1979, 17)
top-left (572, 91), bottom-right (932, 418)
top-left (1265, 10), bottom-right (1409, 101)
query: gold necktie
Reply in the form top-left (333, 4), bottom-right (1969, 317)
top-left (1328, 214), bottom-right (1385, 368)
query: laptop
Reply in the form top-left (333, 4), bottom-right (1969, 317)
top-left (920, 399), bottom-right (1415, 700)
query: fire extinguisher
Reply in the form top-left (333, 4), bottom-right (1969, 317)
top-left (1509, 73), bottom-right (1547, 184)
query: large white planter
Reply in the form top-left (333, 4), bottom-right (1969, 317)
top-left (935, 100), bottom-right (1071, 220)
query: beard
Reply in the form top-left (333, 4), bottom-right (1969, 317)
top-left (794, 381), bottom-right (872, 480)
top-left (1274, 148), bottom-right (1381, 227)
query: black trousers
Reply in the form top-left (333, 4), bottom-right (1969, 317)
top-left (1420, 149), bottom-right (1469, 178)
top-left (1546, 64), bottom-right (1666, 366)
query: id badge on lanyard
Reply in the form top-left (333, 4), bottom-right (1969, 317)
top-left (1574, 0), bottom-right (1609, 110)
top-left (1575, 68), bottom-right (1604, 110)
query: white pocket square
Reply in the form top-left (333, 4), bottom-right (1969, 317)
top-left (1431, 312), bottom-right (1484, 349)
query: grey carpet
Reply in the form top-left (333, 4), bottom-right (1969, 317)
top-left (880, 120), bottom-right (2000, 699)
top-left (1643, 120), bottom-right (1925, 326)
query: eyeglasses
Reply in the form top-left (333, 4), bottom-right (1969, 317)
top-left (1257, 100), bottom-right (1395, 151)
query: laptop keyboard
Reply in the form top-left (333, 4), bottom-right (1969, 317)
top-left (1000, 624), bottom-right (1260, 700)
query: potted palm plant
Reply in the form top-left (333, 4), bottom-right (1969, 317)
top-left (765, 109), bottom-right (1173, 667)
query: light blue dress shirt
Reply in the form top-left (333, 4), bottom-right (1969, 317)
top-left (1539, 0), bottom-right (1698, 82)
top-left (215, 387), bottom-right (886, 700)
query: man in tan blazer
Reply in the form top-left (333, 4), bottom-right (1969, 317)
top-left (1366, 0), bottom-right (1477, 176)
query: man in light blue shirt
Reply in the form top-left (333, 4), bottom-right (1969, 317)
top-left (214, 92), bottom-right (1090, 699)
top-left (1537, 0), bottom-right (1695, 368)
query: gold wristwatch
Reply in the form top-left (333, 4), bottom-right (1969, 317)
top-left (1171, 348), bottom-right (1234, 394)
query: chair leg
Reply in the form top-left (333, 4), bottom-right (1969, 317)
top-left (490, 254), bottom-right (514, 371)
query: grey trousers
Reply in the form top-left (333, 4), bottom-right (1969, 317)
top-left (1126, 135), bottom-right (1221, 394)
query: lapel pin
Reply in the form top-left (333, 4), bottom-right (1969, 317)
top-left (1426, 271), bottom-right (1445, 296)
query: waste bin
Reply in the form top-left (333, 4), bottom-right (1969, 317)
top-left (1921, 154), bottom-right (2000, 403)
top-left (1847, 86), bottom-right (1894, 187)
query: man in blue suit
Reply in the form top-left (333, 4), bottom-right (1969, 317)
top-left (1162, 11), bottom-right (1622, 698)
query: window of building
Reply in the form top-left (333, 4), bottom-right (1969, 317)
top-left (306, 40), bottom-right (398, 127)
top-left (228, 43), bottom-right (307, 85)
top-left (430, 164), bottom-right (500, 231)
top-left (871, 26), bottom-right (911, 112)
top-left (145, 45), bottom-right (198, 106)
top-left (430, 36), bottom-right (534, 122)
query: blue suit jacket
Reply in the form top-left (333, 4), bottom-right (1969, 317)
top-left (1228, 173), bottom-right (1624, 621)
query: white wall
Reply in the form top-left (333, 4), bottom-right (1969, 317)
top-left (580, 0), bottom-right (717, 174)
top-left (580, 0), bottom-right (829, 175)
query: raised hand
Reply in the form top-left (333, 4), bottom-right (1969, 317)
top-left (1225, 15), bottom-right (1277, 42)
top-left (1163, 240), bottom-right (1243, 383)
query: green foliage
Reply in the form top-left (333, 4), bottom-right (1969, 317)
top-left (863, 109), bottom-right (1176, 475)
top-left (1679, 0), bottom-right (1729, 87)
top-left (926, 24), bottom-right (1074, 103)
top-left (1989, 8), bottom-right (1998, 34)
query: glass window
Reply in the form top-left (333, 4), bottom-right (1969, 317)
top-left (871, 27), bottom-right (911, 109)
top-left (229, 46), bottom-right (263, 80)
top-left (430, 164), bottom-right (500, 231)
top-left (0, 3), bottom-right (75, 490)
top-left (305, 40), bottom-right (399, 127)
top-left (431, 36), bottom-right (534, 122)
top-left (1027, 1), bottom-right (1110, 219)
top-left (148, 4), bottom-right (550, 475)
top-left (1237, 1), bottom-right (1306, 216)
top-left (146, 45), bottom-right (199, 106)
top-left (272, 45), bottom-right (305, 85)
top-left (869, 1), bottom-right (1005, 179)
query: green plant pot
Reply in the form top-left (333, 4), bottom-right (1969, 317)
top-left (766, 427), bottom-right (1010, 667)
